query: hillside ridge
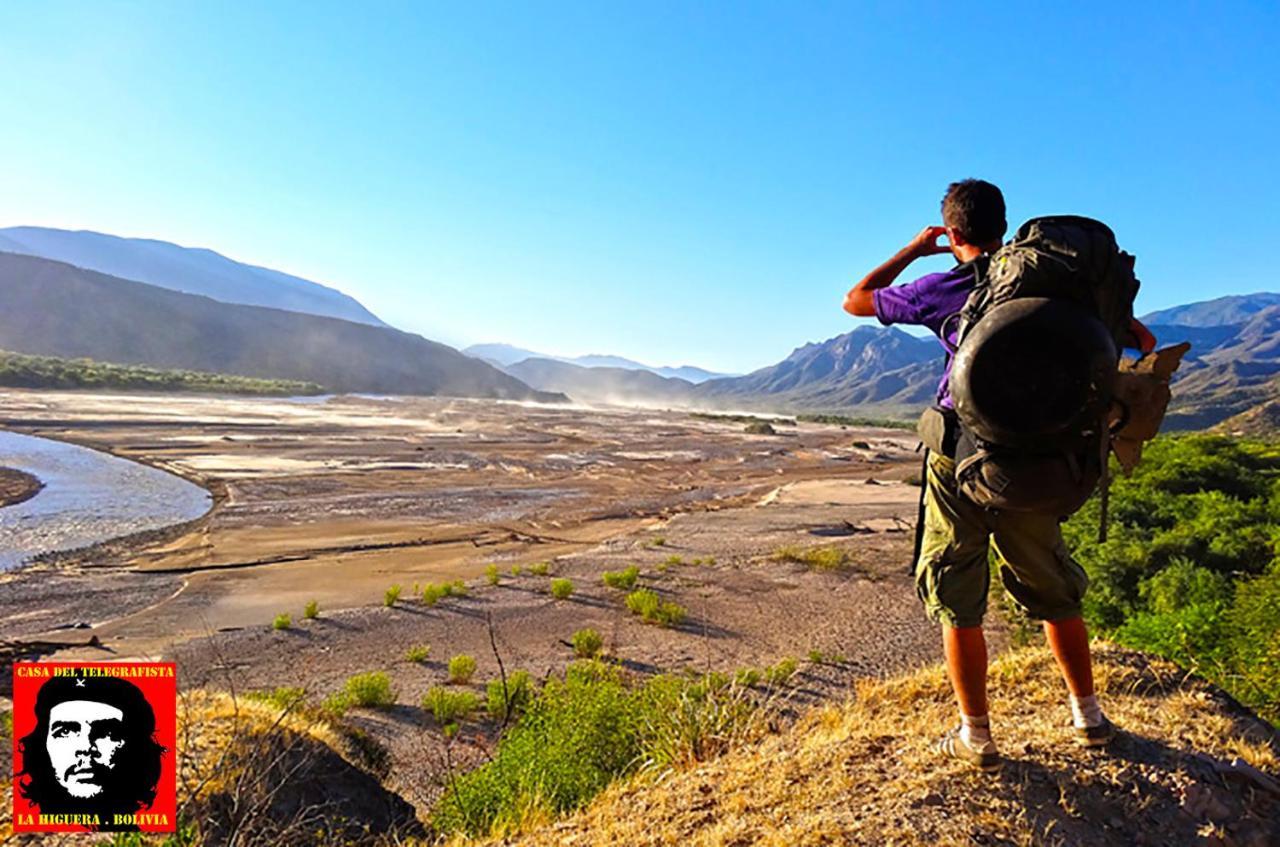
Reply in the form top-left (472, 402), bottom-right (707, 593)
top-left (0, 252), bottom-right (562, 402)
top-left (482, 643), bottom-right (1279, 847)
top-left (0, 225), bottom-right (385, 326)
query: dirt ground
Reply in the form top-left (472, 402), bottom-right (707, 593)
top-left (0, 390), bottom-right (990, 814)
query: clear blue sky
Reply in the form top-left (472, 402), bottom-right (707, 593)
top-left (1, 2), bottom-right (1276, 373)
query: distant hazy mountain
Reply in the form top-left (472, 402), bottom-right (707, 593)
top-left (692, 326), bottom-right (942, 412)
top-left (570, 355), bottom-right (724, 383)
top-left (1141, 293), bottom-right (1280, 328)
top-left (463, 343), bottom-right (547, 367)
top-left (0, 252), bottom-right (562, 402)
top-left (0, 226), bottom-right (385, 326)
top-left (505, 358), bottom-right (697, 406)
top-left (463, 344), bottom-right (727, 383)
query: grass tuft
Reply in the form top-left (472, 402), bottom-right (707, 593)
top-left (625, 589), bottom-right (686, 627)
top-left (572, 627), bottom-right (604, 658)
top-left (423, 686), bottom-right (480, 728)
top-left (322, 671), bottom-right (396, 715)
top-left (487, 670), bottom-right (534, 721)
top-left (448, 654), bottom-right (478, 685)
top-left (550, 577), bottom-right (575, 600)
top-left (602, 565), bottom-right (641, 589)
top-left (770, 545), bottom-right (848, 571)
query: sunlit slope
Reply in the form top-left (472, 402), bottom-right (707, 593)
top-left (482, 644), bottom-right (1279, 847)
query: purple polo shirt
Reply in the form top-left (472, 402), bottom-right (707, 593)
top-left (872, 265), bottom-right (977, 408)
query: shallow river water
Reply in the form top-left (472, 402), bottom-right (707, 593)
top-left (0, 431), bottom-right (212, 570)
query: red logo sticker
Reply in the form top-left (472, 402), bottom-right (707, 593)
top-left (11, 662), bottom-right (177, 833)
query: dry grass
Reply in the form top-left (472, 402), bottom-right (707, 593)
top-left (769, 544), bottom-right (848, 571)
top-left (460, 643), bottom-right (1280, 847)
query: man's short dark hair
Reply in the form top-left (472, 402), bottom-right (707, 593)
top-left (17, 673), bottom-right (166, 823)
top-left (942, 179), bottom-right (1007, 245)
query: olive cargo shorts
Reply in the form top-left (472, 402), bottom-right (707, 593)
top-left (916, 452), bottom-right (1089, 628)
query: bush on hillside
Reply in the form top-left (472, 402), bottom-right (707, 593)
top-left (1062, 435), bottom-right (1280, 723)
top-left (448, 654), bottom-right (478, 685)
top-left (432, 661), bottom-right (761, 836)
top-left (602, 565), bottom-right (640, 590)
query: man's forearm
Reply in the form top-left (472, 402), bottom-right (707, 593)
top-left (843, 225), bottom-right (949, 318)
top-left (843, 244), bottom-right (922, 317)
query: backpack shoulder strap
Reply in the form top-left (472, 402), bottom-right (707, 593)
top-left (953, 254), bottom-right (993, 349)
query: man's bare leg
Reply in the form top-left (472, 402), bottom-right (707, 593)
top-left (1044, 616), bottom-right (1109, 736)
top-left (1044, 616), bottom-right (1094, 696)
top-left (942, 623), bottom-right (996, 758)
top-left (943, 623), bottom-right (989, 716)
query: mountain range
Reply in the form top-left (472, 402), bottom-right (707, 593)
top-left (463, 343), bottom-right (727, 383)
top-left (0, 252), bottom-right (561, 402)
top-left (492, 299), bottom-right (1280, 428)
top-left (0, 225), bottom-right (1275, 428)
top-left (0, 226), bottom-right (385, 326)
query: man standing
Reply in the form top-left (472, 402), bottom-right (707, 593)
top-left (842, 179), bottom-right (1115, 772)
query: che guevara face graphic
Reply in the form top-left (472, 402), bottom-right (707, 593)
top-left (45, 699), bottom-right (129, 799)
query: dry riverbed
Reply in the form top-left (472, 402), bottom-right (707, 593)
top-left (0, 390), bottom-right (992, 814)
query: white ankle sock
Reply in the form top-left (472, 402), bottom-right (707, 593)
top-left (960, 713), bottom-right (992, 748)
top-left (1070, 693), bottom-right (1103, 728)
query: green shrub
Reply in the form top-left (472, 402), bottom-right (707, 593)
top-left (602, 565), bottom-right (640, 590)
top-left (1061, 434), bottom-right (1280, 723)
top-left (272, 613), bottom-right (291, 631)
top-left (510, 564), bottom-right (524, 577)
top-left (486, 670), bottom-right (534, 721)
top-left (486, 563), bottom-right (500, 585)
top-left (302, 599), bottom-right (319, 620)
top-left (770, 545), bottom-right (847, 571)
top-left (664, 554), bottom-right (684, 567)
top-left (443, 579), bottom-right (467, 597)
top-left (448, 654), bottom-right (478, 685)
top-left (648, 536), bottom-right (666, 547)
top-left (625, 588), bottom-right (659, 618)
top-left (550, 577), bottom-right (575, 600)
top-left (432, 663), bottom-right (758, 836)
top-left (625, 589), bottom-right (686, 627)
top-left (733, 668), bottom-right (762, 687)
top-left (763, 657), bottom-right (800, 687)
top-left (324, 671), bottom-right (397, 715)
top-left (530, 561), bottom-right (551, 576)
top-left (384, 584), bottom-right (402, 607)
top-left (572, 627), bottom-right (604, 658)
top-left (405, 644), bottom-right (432, 664)
top-left (422, 583), bottom-right (446, 606)
top-left (1, 709), bottom-right (11, 737)
top-left (243, 686), bottom-right (307, 711)
top-left (423, 686), bottom-right (481, 728)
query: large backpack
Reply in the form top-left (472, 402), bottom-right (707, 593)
top-left (947, 216), bottom-right (1141, 515)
